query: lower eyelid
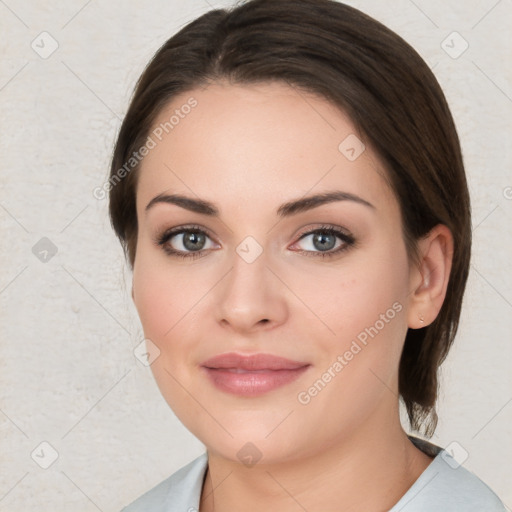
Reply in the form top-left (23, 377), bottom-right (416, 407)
top-left (158, 227), bottom-right (354, 256)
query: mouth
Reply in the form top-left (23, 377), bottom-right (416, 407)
top-left (200, 352), bottom-right (311, 396)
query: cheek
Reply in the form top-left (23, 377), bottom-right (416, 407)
top-left (132, 269), bottom-right (173, 340)
top-left (132, 254), bottom-right (205, 412)
top-left (290, 261), bottom-right (409, 447)
top-left (290, 242), bottom-right (410, 399)
top-left (131, 248), bottom-right (221, 382)
top-left (132, 248), bottom-right (200, 340)
top-left (287, 248), bottom-right (409, 346)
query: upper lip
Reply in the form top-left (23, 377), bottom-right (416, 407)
top-left (201, 352), bottom-right (310, 371)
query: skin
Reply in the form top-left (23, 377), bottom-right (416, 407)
top-left (131, 80), bottom-right (453, 512)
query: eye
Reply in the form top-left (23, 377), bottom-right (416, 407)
top-left (154, 223), bottom-right (356, 260)
top-left (291, 225), bottom-right (355, 258)
top-left (155, 225), bottom-right (218, 259)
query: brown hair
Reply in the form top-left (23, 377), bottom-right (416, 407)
top-left (108, 0), bottom-right (471, 437)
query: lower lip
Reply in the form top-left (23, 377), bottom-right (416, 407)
top-left (201, 366), bottom-right (310, 396)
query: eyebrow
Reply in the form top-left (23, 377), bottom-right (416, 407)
top-left (145, 190), bottom-right (375, 218)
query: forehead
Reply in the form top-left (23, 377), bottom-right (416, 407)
top-left (136, 81), bottom-right (396, 218)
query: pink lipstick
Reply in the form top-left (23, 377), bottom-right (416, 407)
top-left (201, 352), bottom-right (310, 396)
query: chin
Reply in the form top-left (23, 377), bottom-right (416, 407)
top-left (205, 436), bottom-right (305, 467)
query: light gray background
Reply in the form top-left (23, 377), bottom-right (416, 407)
top-left (1, 0), bottom-right (511, 510)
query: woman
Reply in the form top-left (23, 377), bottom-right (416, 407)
top-left (108, 0), bottom-right (507, 510)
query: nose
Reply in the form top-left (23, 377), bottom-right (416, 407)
top-left (214, 245), bottom-right (288, 334)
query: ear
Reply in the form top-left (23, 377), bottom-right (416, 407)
top-left (407, 224), bottom-right (454, 329)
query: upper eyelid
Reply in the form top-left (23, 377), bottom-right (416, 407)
top-left (158, 224), bottom-right (352, 247)
top-left (158, 224), bottom-right (216, 242)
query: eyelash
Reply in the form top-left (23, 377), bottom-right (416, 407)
top-left (154, 224), bottom-right (356, 260)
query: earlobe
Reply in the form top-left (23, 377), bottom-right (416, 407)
top-left (407, 224), bottom-right (453, 329)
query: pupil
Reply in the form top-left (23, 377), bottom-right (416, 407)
top-left (314, 232), bottom-right (335, 251)
top-left (184, 232), bottom-right (205, 251)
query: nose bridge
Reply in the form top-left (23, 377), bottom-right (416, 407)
top-left (214, 234), bottom-right (286, 331)
top-left (225, 237), bottom-right (270, 306)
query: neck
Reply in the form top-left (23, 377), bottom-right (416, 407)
top-left (199, 403), bottom-right (434, 512)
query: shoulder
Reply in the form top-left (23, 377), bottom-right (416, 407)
top-left (392, 438), bottom-right (507, 511)
top-left (120, 452), bottom-right (208, 512)
top-left (426, 456), bottom-right (507, 511)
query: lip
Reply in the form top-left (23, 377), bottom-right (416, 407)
top-left (202, 352), bottom-right (309, 371)
top-left (200, 352), bottom-right (311, 396)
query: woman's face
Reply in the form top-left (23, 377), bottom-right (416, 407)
top-left (132, 81), bottom-right (417, 463)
